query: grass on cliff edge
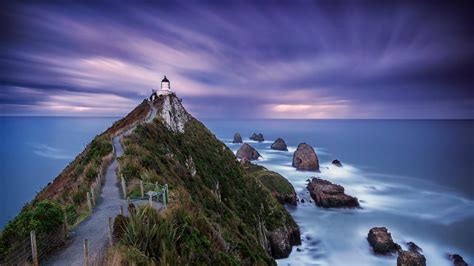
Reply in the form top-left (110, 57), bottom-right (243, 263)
top-left (118, 115), bottom-right (298, 264)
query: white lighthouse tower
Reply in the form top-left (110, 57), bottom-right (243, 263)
top-left (150, 75), bottom-right (173, 101)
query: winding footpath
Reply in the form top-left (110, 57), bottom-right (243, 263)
top-left (45, 101), bottom-right (159, 265)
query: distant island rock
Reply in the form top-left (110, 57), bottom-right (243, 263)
top-left (250, 133), bottom-right (264, 142)
top-left (271, 138), bottom-right (288, 151)
top-left (232, 133), bottom-right (242, 143)
top-left (306, 178), bottom-right (359, 208)
top-left (331, 159), bottom-right (343, 167)
top-left (367, 227), bottom-right (400, 254)
top-left (236, 143), bottom-right (261, 160)
top-left (292, 143), bottom-right (319, 171)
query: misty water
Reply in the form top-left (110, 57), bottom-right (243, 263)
top-left (1, 117), bottom-right (473, 265)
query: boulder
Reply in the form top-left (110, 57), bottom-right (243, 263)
top-left (267, 226), bottom-right (301, 259)
top-left (271, 138), bottom-right (288, 151)
top-left (450, 254), bottom-right (468, 266)
top-left (250, 133), bottom-right (264, 142)
top-left (367, 227), bottom-right (400, 254)
top-left (236, 143), bottom-right (260, 160)
top-left (407, 242), bottom-right (422, 253)
top-left (397, 250), bottom-right (426, 266)
top-left (332, 159), bottom-right (343, 167)
top-left (307, 178), bottom-right (359, 208)
top-left (233, 133), bottom-right (243, 143)
top-left (292, 143), bottom-right (319, 171)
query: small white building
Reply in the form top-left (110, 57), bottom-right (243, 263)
top-left (150, 75), bottom-right (173, 101)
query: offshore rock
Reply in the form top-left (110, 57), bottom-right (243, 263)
top-left (292, 143), bottom-right (319, 171)
top-left (332, 159), bottom-right (343, 167)
top-left (367, 227), bottom-right (400, 254)
top-left (450, 254), bottom-right (468, 266)
top-left (397, 250), bottom-right (426, 266)
top-left (233, 133), bottom-right (243, 143)
top-left (271, 138), bottom-right (288, 151)
top-left (307, 178), bottom-right (359, 208)
top-left (250, 133), bottom-right (264, 142)
top-left (236, 143), bottom-right (261, 160)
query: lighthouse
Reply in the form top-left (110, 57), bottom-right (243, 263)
top-left (150, 75), bottom-right (173, 101)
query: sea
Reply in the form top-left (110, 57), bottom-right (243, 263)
top-left (1, 117), bottom-right (473, 265)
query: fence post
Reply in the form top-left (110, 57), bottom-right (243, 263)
top-left (87, 192), bottom-right (92, 213)
top-left (162, 188), bottom-right (167, 209)
top-left (83, 239), bottom-right (89, 266)
top-left (120, 205), bottom-right (124, 215)
top-left (30, 230), bottom-right (38, 266)
top-left (121, 176), bottom-right (127, 198)
top-left (140, 180), bottom-right (144, 198)
top-left (127, 197), bottom-right (130, 206)
top-left (90, 186), bottom-right (95, 206)
top-left (149, 194), bottom-right (153, 207)
top-left (165, 184), bottom-right (169, 206)
top-left (63, 209), bottom-right (68, 240)
top-left (108, 217), bottom-right (113, 246)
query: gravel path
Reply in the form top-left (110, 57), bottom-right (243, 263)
top-left (44, 137), bottom-right (127, 266)
top-left (44, 101), bottom-right (160, 265)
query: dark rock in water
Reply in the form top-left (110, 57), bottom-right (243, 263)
top-left (250, 133), bottom-right (264, 142)
top-left (407, 242), bottom-right (422, 253)
top-left (450, 254), bottom-right (468, 266)
top-left (307, 178), bottom-right (359, 208)
top-left (331, 159), bottom-right (343, 167)
top-left (297, 248), bottom-right (302, 252)
top-left (232, 133), bottom-right (242, 143)
top-left (292, 143), bottom-right (319, 171)
top-left (301, 198), bottom-right (305, 203)
top-left (367, 227), bottom-right (400, 254)
top-left (236, 143), bottom-right (260, 160)
top-left (271, 138), bottom-right (288, 151)
top-left (397, 250), bottom-right (426, 266)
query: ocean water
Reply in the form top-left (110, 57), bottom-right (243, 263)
top-left (1, 117), bottom-right (473, 265)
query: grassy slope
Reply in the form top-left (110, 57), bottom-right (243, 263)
top-left (118, 104), bottom-right (299, 264)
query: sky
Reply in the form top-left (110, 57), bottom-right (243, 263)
top-left (1, 1), bottom-right (473, 119)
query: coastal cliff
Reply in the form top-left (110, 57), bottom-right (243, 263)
top-left (0, 93), bottom-right (300, 265)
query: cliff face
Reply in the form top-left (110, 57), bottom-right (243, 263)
top-left (119, 94), bottom-right (300, 264)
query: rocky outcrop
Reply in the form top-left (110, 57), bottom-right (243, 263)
top-left (159, 94), bottom-right (190, 133)
top-left (307, 178), bottom-right (359, 208)
top-left (332, 159), bottom-right (343, 167)
top-left (250, 133), bottom-right (264, 142)
top-left (367, 227), bottom-right (400, 254)
top-left (266, 225), bottom-right (301, 259)
top-left (232, 133), bottom-right (242, 143)
top-left (271, 138), bottom-right (288, 151)
top-left (450, 254), bottom-right (468, 266)
top-left (236, 143), bottom-right (261, 160)
top-left (292, 143), bottom-right (319, 171)
top-left (397, 250), bottom-right (426, 266)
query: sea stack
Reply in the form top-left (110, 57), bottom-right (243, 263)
top-left (331, 159), bottom-right (343, 167)
top-left (306, 178), bottom-right (359, 208)
top-left (236, 143), bottom-right (261, 160)
top-left (250, 133), bottom-right (264, 142)
top-left (233, 133), bottom-right (243, 143)
top-left (292, 143), bottom-right (319, 171)
top-left (367, 227), bottom-right (400, 254)
top-left (271, 138), bottom-right (288, 151)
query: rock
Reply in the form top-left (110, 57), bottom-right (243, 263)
top-left (266, 225), bottom-right (301, 259)
top-left (332, 159), bottom-right (343, 167)
top-left (407, 242), bottom-right (422, 253)
top-left (450, 254), bottom-right (468, 266)
top-left (367, 227), bottom-right (400, 254)
top-left (292, 143), bottom-right (319, 171)
top-left (250, 133), bottom-right (264, 142)
top-left (271, 138), bottom-right (288, 151)
top-left (233, 133), bottom-right (242, 143)
top-left (240, 157), bottom-right (250, 166)
top-left (236, 143), bottom-right (261, 160)
top-left (307, 178), bottom-right (359, 208)
top-left (397, 250), bottom-right (426, 266)
top-left (301, 198), bottom-right (305, 203)
top-left (159, 94), bottom-right (190, 133)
